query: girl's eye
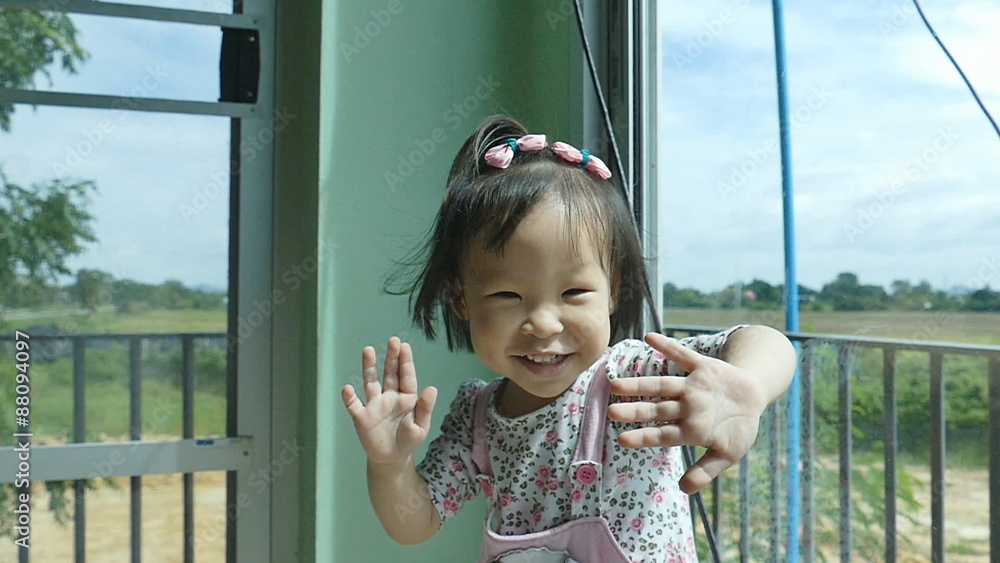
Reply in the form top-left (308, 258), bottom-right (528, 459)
top-left (489, 291), bottom-right (520, 299)
top-left (563, 288), bottom-right (591, 298)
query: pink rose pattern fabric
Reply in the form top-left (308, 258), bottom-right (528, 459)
top-left (416, 328), bottom-right (742, 562)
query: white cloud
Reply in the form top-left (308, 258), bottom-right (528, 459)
top-left (0, 14), bottom-right (230, 288)
top-left (657, 0), bottom-right (1000, 294)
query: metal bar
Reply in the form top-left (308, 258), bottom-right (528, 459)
top-left (0, 0), bottom-right (258, 29)
top-left (226, 111), bottom-right (242, 563)
top-left (129, 337), bottom-right (142, 563)
top-left (929, 352), bottom-right (945, 562)
top-left (73, 337), bottom-right (87, 563)
top-left (801, 343), bottom-right (815, 563)
top-left (0, 438), bottom-right (254, 482)
top-left (883, 348), bottom-right (898, 562)
top-left (0, 89), bottom-right (258, 118)
top-left (739, 456), bottom-right (750, 563)
top-left (769, 405), bottom-right (781, 562)
top-left (712, 478), bottom-right (722, 548)
top-left (769, 0), bottom-right (801, 552)
top-left (17, 483), bottom-right (29, 563)
top-left (989, 354), bottom-right (1000, 561)
top-left (0, 331), bottom-right (227, 341)
top-left (652, 325), bottom-right (1000, 356)
top-left (838, 344), bottom-right (852, 563)
top-left (183, 336), bottom-right (196, 563)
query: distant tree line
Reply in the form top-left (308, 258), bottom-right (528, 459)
top-left (664, 272), bottom-right (1000, 312)
top-left (2, 268), bottom-right (225, 313)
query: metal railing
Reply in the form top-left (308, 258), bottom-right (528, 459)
top-left (4, 327), bottom-right (998, 561)
top-left (0, 332), bottom-right (235, 563)
top-left (663, 325), bottom-right (1000, 562)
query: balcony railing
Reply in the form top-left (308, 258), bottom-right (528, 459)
top-left (3, 328), bottom-right (997, 561)
top-left (663, 325), bottom-right (999, 563)
top-left (0, 331), bottom-right (240, 563)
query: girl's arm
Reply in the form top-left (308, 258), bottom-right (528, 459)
top-left (718, 324), bottom-right (796, 406)
top-left (341, 338), bottom-right (442, 544)
top-left (367, 456), bottom-right (441, 545)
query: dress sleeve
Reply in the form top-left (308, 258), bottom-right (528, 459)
top-left (415, 379), bottom-right (487, 525)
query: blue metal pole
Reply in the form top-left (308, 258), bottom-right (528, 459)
top-left (770, 0), bottom-right (801, 561)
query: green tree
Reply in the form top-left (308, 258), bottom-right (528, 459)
top-left (0, 9), bottom-right (88, 131)
top-left (0, 172), bottom-right (97, 311)
top-left (0, 7), bottom-right (93, 539)
top-left (68, 268), bottom-right (114, 312)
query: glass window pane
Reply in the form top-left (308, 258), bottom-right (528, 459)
top-left (0, 104), bottom-right (230, 445)
top-left (655, 2), bottom-right (997, 561)
top-left (3, 10), bottom-right (225, 102)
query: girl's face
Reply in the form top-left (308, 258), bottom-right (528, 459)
top-left (456, 197), bottom-right (614, 408)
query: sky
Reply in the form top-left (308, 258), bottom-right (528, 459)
top-left (656, 0), bottom-right (999, 293)
top-left (0, 1), bottom-right (997, 295)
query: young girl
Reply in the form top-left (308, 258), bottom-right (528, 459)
top-left (342, 116), bottom-right (796, 562)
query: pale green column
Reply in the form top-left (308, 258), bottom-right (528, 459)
top-left (316, 2), bottom-right (579, 560)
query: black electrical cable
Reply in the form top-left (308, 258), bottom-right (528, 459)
top-left (684, 446), bottom-right (723, 562)
top-left (570, 0), bottom-right (630, 202)
top-left (911, 0), bottom-right (1000, 139)
top-left (569, 3), bottom-right (722, 562)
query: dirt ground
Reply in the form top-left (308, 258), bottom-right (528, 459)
top-left (896, 466), bottom-right (990, 562)
top-left (1, 466), bottom-right (990, 562)
top-left (0, 472), bottom-right (227, 563)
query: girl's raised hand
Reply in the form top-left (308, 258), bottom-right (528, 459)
top-left (607, 332), bottom-right (767, 495)
top-left (342, 337), bottom-right (438, 466)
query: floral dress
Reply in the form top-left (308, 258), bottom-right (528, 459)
top-left (416, 328), bottom-right (743, 562)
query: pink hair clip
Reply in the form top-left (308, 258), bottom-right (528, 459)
top-left (552, 141), bottom-right (612, 180)
top-left (484, 134), bottom-right (547, 169)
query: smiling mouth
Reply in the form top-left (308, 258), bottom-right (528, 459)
top-left (520, 354), bottom-right (566, 364)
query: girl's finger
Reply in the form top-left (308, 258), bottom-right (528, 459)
top-left (413, 385), bottom-right (438, 432)
top-left (617, 424), bottom-right (684, 449)
top-left (361, 346), bottom-right (381, 402)
top-left (342, 384), bottom-right (366, 419)
top-left (610, 375), bottom-right (685, 398)
top-left (608, 400), bottom-right (683, 423)
top-left (397, 342), bottom-right (417, 395)
top-left (644, 333), bottom-right (702, 373)
top-left (679, 450), bottom-right (733, 495)
top-left (382, 337), bottom-right (401, 392)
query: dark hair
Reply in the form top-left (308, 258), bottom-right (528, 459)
top-left (389, 115), bottom-right (659, 351)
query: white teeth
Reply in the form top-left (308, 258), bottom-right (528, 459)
top-left (524, 354), bottom-right (563, 364)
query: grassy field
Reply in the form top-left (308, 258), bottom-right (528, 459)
top-left (662, 307), bottom-right (1000, 345)
top-left (1, 308), bottom-right (227, 334)
top-left (5, 306), bottom-right (998, 344)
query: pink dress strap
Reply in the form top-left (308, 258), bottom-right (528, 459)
top-left (571, 360), bottom-right (610, 467)
top-left (471, 378), bottom-right (503, 478)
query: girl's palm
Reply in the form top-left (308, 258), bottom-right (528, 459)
top-left (342, 337), bottom-right (438, 465)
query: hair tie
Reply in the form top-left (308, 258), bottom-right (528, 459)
top-left (551, 141), bottom-right (612, 180)
top-left (484, 134), bottom-right (548, 169)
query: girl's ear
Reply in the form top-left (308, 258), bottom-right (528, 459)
top-left (448, 285), bottom-right (469, 320)
top-left (609, 278), bottom-right (619, 314)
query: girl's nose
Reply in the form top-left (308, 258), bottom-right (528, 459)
top-left (521, 307), bottom-right (564, 339)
